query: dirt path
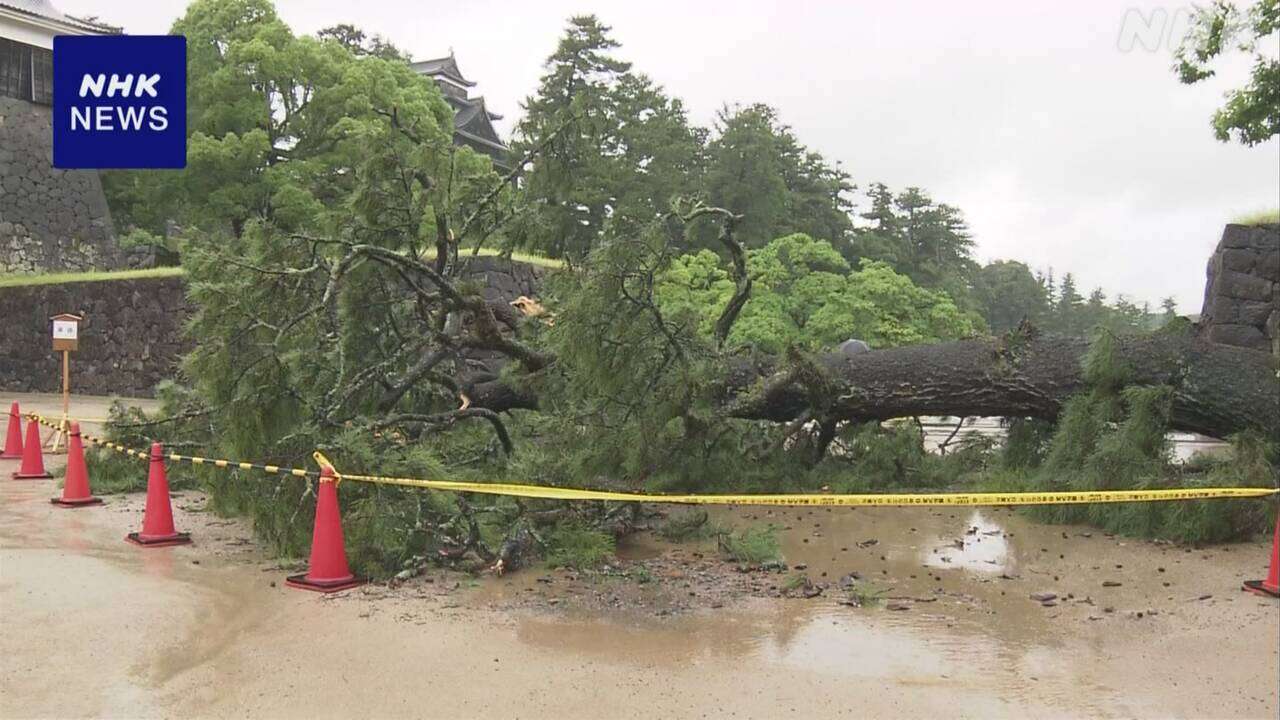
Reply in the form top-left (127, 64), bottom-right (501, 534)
top-left (1, 394), bottom-right (1277, 718)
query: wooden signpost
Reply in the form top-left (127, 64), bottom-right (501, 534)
top-left (47, 313), bottom-right (82, 452)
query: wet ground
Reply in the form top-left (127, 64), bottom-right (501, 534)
top-left (1, 394), bottom-right (1277, 718)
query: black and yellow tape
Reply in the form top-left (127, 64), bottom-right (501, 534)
top-left (28, 414), bottom-right (318, 478)
top-left (29, 413), bottom-right (1279, 507)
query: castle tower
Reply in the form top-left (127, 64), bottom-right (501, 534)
top-left (411, 53), bottom-right (511, 172)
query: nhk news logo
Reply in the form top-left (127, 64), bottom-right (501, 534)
top-left (53, 35), bottom-right (186, 169)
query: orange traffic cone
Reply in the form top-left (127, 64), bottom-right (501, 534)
top-left (12, 418), bottom-right (52, 479)
top-left (286, 466), bottom-right (362, 593)
top-left (1243, 516), bottom-right (1279, 598)
top-left (1, 402), bottom-right (22, 459)
top-left (125, 442), bottom-right (190, 547)
top-left (52, 422), bottom-right (102, 507)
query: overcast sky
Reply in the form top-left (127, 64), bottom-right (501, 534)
top-left (62, 0), bottom-right (1279, 313)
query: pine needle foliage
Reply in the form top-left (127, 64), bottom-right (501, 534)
top-left (991, 329), bottom-right (1277, 543)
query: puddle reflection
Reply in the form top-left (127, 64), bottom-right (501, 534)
top-left (922, 510), bottom-right (1010, 573)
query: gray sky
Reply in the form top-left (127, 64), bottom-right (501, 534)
top-left (63, 0), bottom-right (1278, 312)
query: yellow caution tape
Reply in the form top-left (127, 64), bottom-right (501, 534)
top-left (336, 472), bottom-right (1278, 506)
top-left (29, 413), bottom-right (1279, 507)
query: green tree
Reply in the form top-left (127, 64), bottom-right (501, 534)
top-left (1109, 295), bottom-right (1148, 331)
top-left (972, 260), bottom-right (1050, 332)
top-left (104, 0), bottom-right (489, 242)
top-left (848, 182), bottom-right (903, 265)
top-left (701, 104), bottom-right (853, 251)
top-left (659, 233), bottom-right (980, 353)
top-left (603, 73), bottom-right (706, 239)
top-left (848, 184), bottom-right (978, 312)
top-left (511, 16), bottom-right (703, 258)
top-left (701, 105), bottom-right (789, 249)
top-left (315, 23), bottom-right (407, 61)
top-left (1175, 0), bottom-right (1279, 145)
top-left (1054, 273), bottom-right (1084, 333)
top-left (892, 187), bottom-right (977, 292)
top-left (510, 15), bottom-right (630, 258)
top-left (1081, 288), bottom-right (1109, 330)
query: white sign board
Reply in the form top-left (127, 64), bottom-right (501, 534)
top-left (52, 320), bottom-right (78, 340)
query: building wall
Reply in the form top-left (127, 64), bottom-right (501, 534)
top-left (1199, 223), bottom-right (1280, 354)
top-left (0, 95), bottom-right (123, 274)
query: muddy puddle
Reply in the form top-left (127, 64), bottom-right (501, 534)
top-left (465, 501), bottom-right (1278, 717)
top-left (1, 395), bottom-right (1277, 718)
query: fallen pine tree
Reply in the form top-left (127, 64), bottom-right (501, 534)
top-left (83, 4), bottom-right (1278, 572)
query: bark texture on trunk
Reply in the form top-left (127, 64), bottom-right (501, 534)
top-left (471, 329), bottom-right (1278, 442)
top-left (722, 331), bottom-right (1278, 440)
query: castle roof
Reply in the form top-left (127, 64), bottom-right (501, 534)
top-left (0, 0), bottom-right (119, 35)
top-left (412, 52), bottom-right (510, 170)
top-left (410, 54), bottom-right (475, 88)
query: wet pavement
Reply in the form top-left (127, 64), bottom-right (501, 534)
top-left (1, 394), bottom-right (1277, 718)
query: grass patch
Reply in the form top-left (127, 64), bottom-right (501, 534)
top-left (842, 581), bottom-right (887, 607)
top-left (717, 524), bottom-right (782, 565)
top-left (782, 573), bottom-right (808, 592)
top-left (0, 249), bottom-right (559, 291)
top-left (439, 246), bottom-right (565, 269)
top-left (545, 524), bottom-right (616, 570)
top-left (0, 266), bottom-right (185, 288)
top-left (1233, 208), bottom-right (1279, 226)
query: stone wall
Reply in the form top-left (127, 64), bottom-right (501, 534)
top-left (0, 275), bottom-right (190, 397)
top-left (1199, 224), bottom-right (1280, 354)
top-left (461, 255), bottom-right (544, 304)
top-left (0, 96), bottom-right (123, 274)
top-left (0, 256), bottom-right (546, 397)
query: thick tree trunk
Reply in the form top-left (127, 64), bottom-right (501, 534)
top-left (721, 331), bottom-right (1278, 440)
top-left (472, 330), bottom-right (1279, 441)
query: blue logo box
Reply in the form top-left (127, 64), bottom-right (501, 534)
top-left (53, 35), bottom-right (186, 169)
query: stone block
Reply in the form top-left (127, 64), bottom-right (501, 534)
top-left (1216, 270), bottom-right (1273, 302)
top-left (1221, 224), bottom-right (1275, 250)
top-left (1235, 300), bottom-right (1275, 326)
top-left (1206, 323), bottom-right (1267, 349)
top-left (1221, 248), bottom-right (1258, 273)
top-left (1260, 250), bottom-right (1280, 282)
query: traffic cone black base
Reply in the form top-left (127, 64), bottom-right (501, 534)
top-left (284, 574), bottom-right (363, 593)
top-left (52, 496), bottom-right (104, 508)
top-left (125, 531), bottom-right (191, 548)
top-left (1242, 517), bottom-right (1279, 598)
top-left (1242, 580), bottom-right (1279, 598)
